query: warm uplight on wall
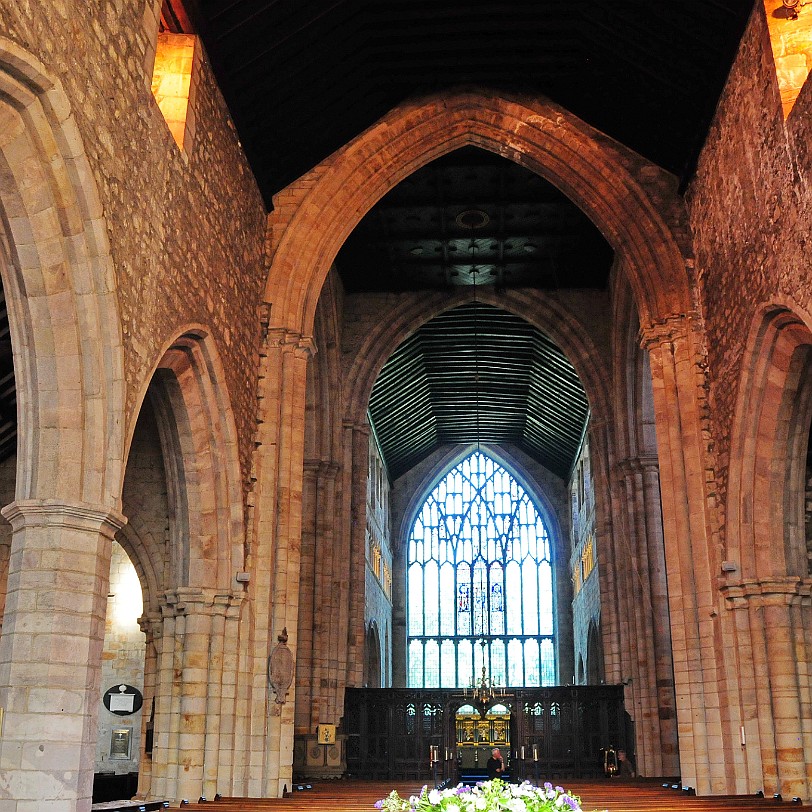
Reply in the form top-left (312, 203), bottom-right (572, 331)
top-left (111, 556), bottom-right (143, 628)
top-left (765, 0), bottom-right (812, 118)
top-left (151, 33), bottom-right (197, 150)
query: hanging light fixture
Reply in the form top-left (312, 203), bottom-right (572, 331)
top-left (455, 209), bottom-right (505, 715)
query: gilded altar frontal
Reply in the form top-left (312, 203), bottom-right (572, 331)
top-left (0, 1), bottom-right (809, 809)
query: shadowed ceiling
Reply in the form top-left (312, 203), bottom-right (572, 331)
top-left (0, 2), bottom-right (755, 477)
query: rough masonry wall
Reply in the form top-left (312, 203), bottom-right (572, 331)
top-left (96, 541), bottom-right (145, 776)
top-left (687, 3), bottom-right (812, 533)
top-left (0, 1), bottom-right (267, 492)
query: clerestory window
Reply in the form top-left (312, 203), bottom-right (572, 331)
top-left (407, 451), bottom-right (555, 688)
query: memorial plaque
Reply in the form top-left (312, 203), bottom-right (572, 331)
top-left (103, 684), bottom-right (143, 716)
top-left (110, 728), bottom-right (131, 759)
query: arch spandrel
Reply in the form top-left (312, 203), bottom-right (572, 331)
top-left (265, 89), bottom-right (691, 338)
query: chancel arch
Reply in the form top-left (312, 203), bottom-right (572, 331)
top-left (265, 89), bottom-right (692, 339)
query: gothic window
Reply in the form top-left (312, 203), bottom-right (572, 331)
top-left (407, 451), bottom-right (555, 687)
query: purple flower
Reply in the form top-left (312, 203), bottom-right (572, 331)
top-left (374, 802), bottom-right (383, 809)
top-left (544, 783), bottom-right (553, 790)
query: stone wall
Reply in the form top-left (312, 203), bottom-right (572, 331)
top-left (687, 2), bottom-right (812, 535)
top-left (364, 433), bottom-right (392, 686)
top-left (0, 0), bottom-right (267, 493)
top-left (569, 434), bottom-right (601, 685)
top-left (96, 541), bottom-right (145, 775)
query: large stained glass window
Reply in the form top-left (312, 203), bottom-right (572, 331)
top-left (407, 451), bottom-right (556, 688)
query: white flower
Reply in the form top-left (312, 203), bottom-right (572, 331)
top-left (507, 799), bottom-right (527, 812)
top-left (475, 797), bottom-right (488, 810)
top-left (447, 804), bottom-right (460, 812)
top-left (429, 790), bottom-right (442, 805)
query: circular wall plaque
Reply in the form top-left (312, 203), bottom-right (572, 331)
top-left (103, 684), bottom-right (143, 716)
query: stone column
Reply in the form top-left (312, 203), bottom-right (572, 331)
top-left (135, 612), bottom-right (162, 801)
top-left (614, 456), bottom-right (678, 776)
top-left (722, 579), bottom-right (812, 799)
top-left (0, 499), bottom-right (125, 812)
top-left (148, 588), bottom-right (242, 804)
top-left (250, 326), bottom-right (314, 798)
top-left (641, 314), bottom-right (727, 793)
top-left (344, 422), bottom-right (371, 692)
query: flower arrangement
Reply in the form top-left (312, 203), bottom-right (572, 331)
top-left (375, 780), bottom-right (583, 812)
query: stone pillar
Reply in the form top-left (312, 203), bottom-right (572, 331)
top-left (135, 612), bottom-right (161, 801)
top-left (250, 326), bottom-right (314, 797)
top-left (721, 579), bottom-right (812, 799)
top-left (641, 314), bottom-right (727, 794)
top-left (149, 589), bottom-right (243, 804)
top-left (614, 456), bottom-right (678, 776)
top-left (294, 459), bottom-right (346, 777)
top-left (344, 422), bottom-right (371, 691)
top-left (0, 499), bottom-right (125, 812)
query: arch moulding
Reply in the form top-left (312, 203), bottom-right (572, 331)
top-left (0, 37), bottom-right (125, 506)
top-left (265, 88), bottom-right (692, 338)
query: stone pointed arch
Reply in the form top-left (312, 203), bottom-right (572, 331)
top-left (129, 327), bottom-right (246, 590)
top-left (721, 300), bottom-right (812, 800)
top-left (726, 301), bottom-right (812, 578)
top-left (344, 287), bottom-right (611, 432)
top-left (0, 37), bottom-right (125, 505)
top-left (266, 89), bottom-right (690, 338)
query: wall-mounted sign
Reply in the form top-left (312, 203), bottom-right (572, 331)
top-left (317, 724), bottom-right (336, 744)
top-left (103, 684), bottom-right (143, 716)
top-left (110, 727), bottom-right (131, 759)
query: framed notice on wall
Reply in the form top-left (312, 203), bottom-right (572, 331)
top-left (317, 724), bottom-right (336, 744)
top-left (110, 728), bottom-right (131, 759)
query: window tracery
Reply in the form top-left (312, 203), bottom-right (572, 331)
top-left (407, 451), bottom-right (555, 687)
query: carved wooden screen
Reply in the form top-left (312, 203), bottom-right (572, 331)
top-left (407, 451), bottom-right (555, 688)
top-left (343, 687), bottom-right (629, 782)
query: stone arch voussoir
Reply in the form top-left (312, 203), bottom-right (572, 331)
top-left (128, 327), bottom-right (245, 591)
top-left (0, 37), bottom-right (125, 506)
top-left (267, 89), bottom-right (690, 338)
top-left (726, 300), bottom-right (812, 578)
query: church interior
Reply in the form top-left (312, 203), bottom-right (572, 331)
top-left (0, 0), bottom-right (811, 809)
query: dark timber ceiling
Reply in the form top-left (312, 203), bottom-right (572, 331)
top-left (184, 0), bottom-right (754, 205)
top-left (179, 0), bottom-right (752, 481)
top-left (335, 146), bottom-right (613, 293)
top-left (369, 304), bottom-right (589, 480)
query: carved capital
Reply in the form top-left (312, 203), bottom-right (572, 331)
top-left (1, 499), bottom-right (127, 538)
top-left (159, 587), bottom-right (241, 617)
top-left (638, 312), bottom-right (700, 351)
top-left (264, 327), bottom-right (317, 358)
top-left (721, 576), bottom-right (812, 608)
top-left (615, 455), bottom-right (660, 477)
top-left (303, 460), bottom-right (342, 481)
